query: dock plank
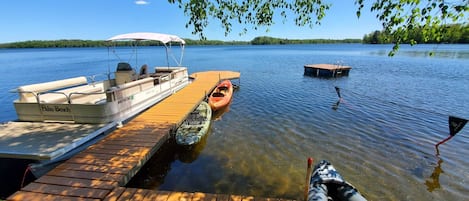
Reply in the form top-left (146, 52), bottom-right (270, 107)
top-left (97, 139), bottom-right (158, 148)
top-left (230, 195), bottom-right (244, 201)
top-left (87, 144), bottom-right (152, 151)
top-left (7, 190), bottom-right (99, 201)
top-left (166, 191), bottom-right (186, 201)
top-left (129, 189), bottom-right (150, 201)
top-left (74, 152), bottom-right (143, 161)
top-left (304, 64), bottom-right (351, 70)
top-left (115, 188), bottom-right (137, 201)
top-left (217, 193), bottom-right (230, 201)
top-left (103, 187), bottom-right (126, 201)
top-left (55, 163), bottom-right (130, 175)
top-left (46, 169), bottom-right (124, 182)
top-left (243, 196), bottom-right (255, 201)
top-left (201, 192), bottom-right (218, 201)
top-left (101, 133), bottom-right (163, 143)
top-left (22, 182), bottom-right (110, 199)
top-left (65, 156), bottom-right (140, 168)
top-left (82, 146), bottom-right (151, 157)
top-left (35, 175), bottom-right (117, 190)
top-left (143, 190), bottom-right (171, 201)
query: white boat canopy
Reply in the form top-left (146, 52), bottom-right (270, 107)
top-left (106, 32), bottom-right (185, 67)
top-left (106, 32), bottom-right (185, 44)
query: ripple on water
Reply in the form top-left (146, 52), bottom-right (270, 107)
top-left (2, 46), bottom-right (467, 200)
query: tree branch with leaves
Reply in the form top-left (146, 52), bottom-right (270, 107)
top-left (357, 0), bottom-right (469, 56)
top-left (168, 0), bottom-right (468, 56)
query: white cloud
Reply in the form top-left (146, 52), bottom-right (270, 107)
top-left (135, 0), bottom-right (149, 5)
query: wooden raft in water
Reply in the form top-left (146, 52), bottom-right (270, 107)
top-left (304, 64), bottom-right (352, 77)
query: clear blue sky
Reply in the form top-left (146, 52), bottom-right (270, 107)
top-left (0, 0), bottom-right (382, 43)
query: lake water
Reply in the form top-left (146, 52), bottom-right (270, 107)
top-left (0, 44), bottom-right (468, 200)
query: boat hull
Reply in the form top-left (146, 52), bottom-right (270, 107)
top-left (208, 80), bottom-right (233, 111)
top-left (175, 101), bottom-right (212, 145)
top-left (13, 67), bottom-right (189, 124)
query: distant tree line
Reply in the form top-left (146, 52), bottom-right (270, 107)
top-left (0, 40), bottom-right (107, 48)
top-left (250, 36), bottom-right (361, 45)
top-left (183, 38), bottom-right (249, 45)
top-left (3, 23), bottom-right (467, 49)
top-left (0, 38), bottom-right (249, 48)
top-left (363, 24), bottom-right (469, 44)
top-left (0, 37), bottom-right (359, 48)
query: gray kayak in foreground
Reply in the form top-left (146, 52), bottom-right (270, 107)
top-left (175, 101), bottom-right (212, 146)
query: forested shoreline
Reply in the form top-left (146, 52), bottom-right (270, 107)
top-left (363, 24), bottom-right (469, 44)
top-left (0, 37), bottom-right (360, 48)
top-left (1, 23), bottom-right (467, 48)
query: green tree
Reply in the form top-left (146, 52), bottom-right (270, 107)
top-left (362, 24), bottom-right (469, 45)
top-left (168, 0), bottom-right (468, 56)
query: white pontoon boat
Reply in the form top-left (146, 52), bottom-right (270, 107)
top-left (12, 32), bottom-right (190, 124)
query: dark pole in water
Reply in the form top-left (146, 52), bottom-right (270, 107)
top-left (304, 157), bottom-right (314, 201)
top-left (335, 86), bottom-right (341, 99)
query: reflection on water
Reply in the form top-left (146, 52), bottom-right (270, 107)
top-left (212, 85), bottom-right (239, 121)
top-left (126, 131), bottom-right (211, 189)
top-left (131, 44), bottom-right (468, 200)
top-left (1, 45), bottom-right (468, 200)
top-left (178, 130), bottom-right (210, 164)
top-left (331, 99), bottom-right (341, 110)
top-left (425, 157), bottom-right (443, 192)
top-left (211, 102), bottom-right (231, 121)
top-left (369, 44), bottom-right (469, 59)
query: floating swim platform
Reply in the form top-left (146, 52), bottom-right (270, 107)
top-left (304, 64), bottom-right (352, 77)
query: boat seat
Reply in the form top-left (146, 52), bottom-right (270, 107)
top-left (139, 64), bottom-right (149, 79)
top-left (17, 76), bottom-right (88, 102)
top-left (211, 92), bottom-right (225, 97)
top-left (115, 62), bottom-right (137, 85)
top-left (38, 83), bottom-right (104, 103)
top-left (69, 93), bottom-right (106, 104)
top-left (218, 86), bottom-right (228, 91)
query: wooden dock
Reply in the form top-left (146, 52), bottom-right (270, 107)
top-left (9, 188), bottom-right (292, 201)
top-left (0, 122), bottom-right (115, 160)
top-left (304, 64), bottom-right (351, 77)
top-left (5, 71), bottom-right (295, 201)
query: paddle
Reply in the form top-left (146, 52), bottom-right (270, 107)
top-left (435, 116), bottom-right (467, 154)
top-left (304, 157), bottom-right (314, 201)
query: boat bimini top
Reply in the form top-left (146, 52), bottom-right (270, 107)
top-left (106, 32), bottom-right (186, 67)
top-left (107, 32), bottom-right (186, 44)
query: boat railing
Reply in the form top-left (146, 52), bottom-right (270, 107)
top-left (11, 90), bottom-right (39, 102)
top-left (36, 75), bottom-right (173, 104)
top-left (36, 87), bottom-right (108, 104)
top-left (13, 68), bottom-right (188, 105)
top-left (69, 91), bottom-right (108, 104)
top-left (13, 88), bottom-right (109, 105)
top-left (36, 91), bottom-right (70, 103)
top-left (13, 78), bottom-right (107, 104)
top-left (105, 77), bottom-right (156, 102)
top-left (87, 73), bottom-right (111, 85)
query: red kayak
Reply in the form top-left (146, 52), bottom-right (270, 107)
top-left (208, 80), bottom-right (233, 111)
